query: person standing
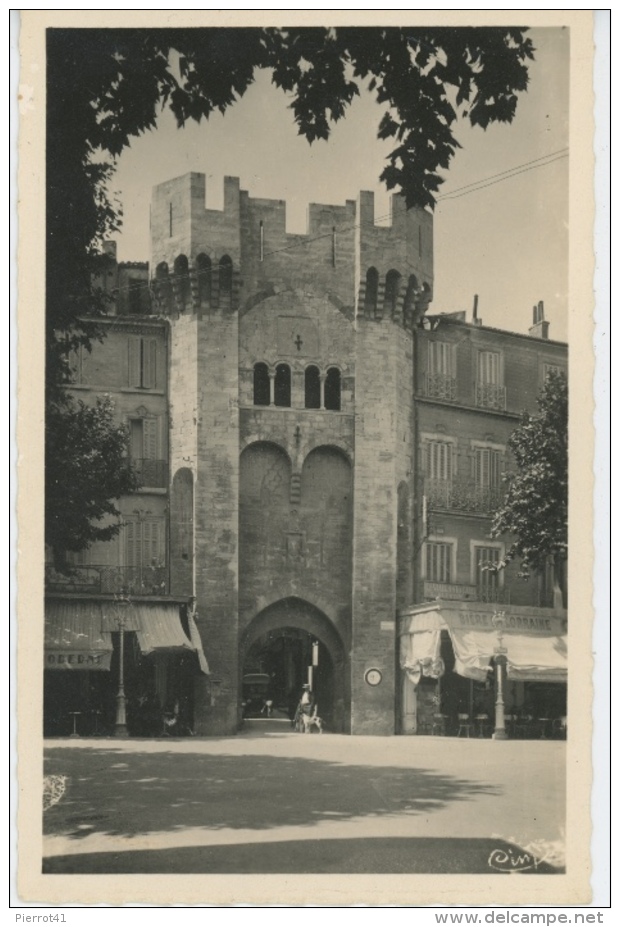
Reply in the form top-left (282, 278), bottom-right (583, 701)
top-left (295, 683), bottom-right (315, 732)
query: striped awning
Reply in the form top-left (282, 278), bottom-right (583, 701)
top-left (100, 601), bottom-right (193, 654)
top-left (45, 601), bottom-right (113, 671)
top-left (47, 599), bottom-right (208, 668)
top-left (188, 613), bottom-right (210, 675)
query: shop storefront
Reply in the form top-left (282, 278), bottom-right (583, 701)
top-left (399, 601), bottom-right (567, 738)
top-left (44, 598), bottom-right (209, 736)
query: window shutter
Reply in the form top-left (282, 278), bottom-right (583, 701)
top-left (143, 418), bottom-right (158, 460)
top-left (147, 519), bottom-right (163, 564)
top-left (142, 339), bottom-right (157, 389)
top-left (491, 450), bottom-right (502, 489)
top-left (125, 520), bottom-right (140, 567)
top-left (429, 342), bottom-right (438, 376)
top-left (142, 520), bottom-right (153, 565)
top-left (479, 351), bottom-right (501, 385)
top-left (128, 337), bottom-right (141, 387)
top-left (429, 341), bottom-right (452, 376)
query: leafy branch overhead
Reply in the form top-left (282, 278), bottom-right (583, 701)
top-left (47, 26), bottom-right (534, 336)
top-left (46, 26), bottom-right (534, 558)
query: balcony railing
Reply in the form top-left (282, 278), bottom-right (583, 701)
top-left (475, 382), bottom-right (507, 411)
top-left (132, 458), bottom-right (168, 489)
top-left (422, 581), bottom-right (511, 604)
top-left (45, 564), bottom-right (168, 595)
top-left (425, 477), bottom-right (504, 514)
top-left (422, 581), bottom-right (557, 608)
top-left (425, 374), bottom-right (457, 401)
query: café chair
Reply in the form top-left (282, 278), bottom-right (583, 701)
top-left (456, 713), bottom-right (473, 737)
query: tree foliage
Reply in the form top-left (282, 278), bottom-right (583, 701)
top-left (46, 26), bottom-right (535, 555)
top-left (47, 26), bottom-right (535, 352)
top-left (45, 395), bottom-right (140, 565)
top-left (491, 371), bottom-right (568, 578)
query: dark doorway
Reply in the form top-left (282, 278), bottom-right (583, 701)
top-left (242, 628), bottom-right (333, 724)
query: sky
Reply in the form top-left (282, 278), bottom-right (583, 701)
top-left (111, 27), bottom-right (569, 341)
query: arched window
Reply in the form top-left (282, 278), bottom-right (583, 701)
top-left (274, 364), bottom-right (291, 408)
top-left (403, 274), bottom-right (419, 320)
top-left (154, 261), bottom-right (172, 308)
top-left (174, 254), bottom-right (190, 306)
top-left (304, 365), bottom-right (321, 409)
top-left (324, 367), bottom-right (341, 411)
top-left (196, 253), bottom-right (212, 304)
top-left (253, 363), bottom-right (270, 406)
top-left (219, 255), bottom-right (233, 299)
top-left (364, 267), bottom-right (378, 314)
top-left (384, 269), bottom-right (401, 314)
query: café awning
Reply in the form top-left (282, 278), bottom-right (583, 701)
top-left (133, 604), bottom-right (195, 656)
top-left (400, 604), bottom-right (567, 684)
top-left (187, 613), bottom-right (210, 675)
top-left (45, 601), bottom-right (112, 671)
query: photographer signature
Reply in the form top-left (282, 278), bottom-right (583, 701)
top-left (488, 847), bottom-right (549, 873)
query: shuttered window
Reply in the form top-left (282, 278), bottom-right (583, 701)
top-left (543, 363), bottom-right (564, 379)
top-left (474, 546), bottom-right (501, 592)
top-left (428, 341), bottom-right (453, 376)
top-left (125, 518), bottom-right (164, 568)
top-left (473, 447), bottom-right (502, 489)
top-left (128, 337), bottom-right (158, 388)
top-left (426, 441), bottom-right (454, 480)
top-left (130, 417), bottom-right (158, 459)
top-left (477, 351), bottom-right (501, 385)
top-left (425, 542), bottom-right (453, 583)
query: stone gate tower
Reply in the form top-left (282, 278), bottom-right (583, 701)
top-left (150, 172), bottom-right (433, 735)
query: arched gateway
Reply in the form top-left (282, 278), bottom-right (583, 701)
top-left (240, 597), bottom-right (349, 733)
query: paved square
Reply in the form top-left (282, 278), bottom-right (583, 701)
top-left (43, 722), bottom-right (566, 874)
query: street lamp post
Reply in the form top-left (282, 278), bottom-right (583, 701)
top-left (113, 593), bottom-right (132, 738)
top-left (492, 611), bottom-right (508, 741)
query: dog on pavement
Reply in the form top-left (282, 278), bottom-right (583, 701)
top-left (299, 710), bottom-right (323, 734)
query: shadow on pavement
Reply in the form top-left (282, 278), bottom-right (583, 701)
top-left (42, 836), bottom-right (563, 874)
top-left (44, 747), bottom-right (500, 841)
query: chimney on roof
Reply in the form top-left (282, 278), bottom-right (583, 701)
top-left (472, 294), bottom-right (482, 326)
top-left (528, 300), bottom-right (549, 339)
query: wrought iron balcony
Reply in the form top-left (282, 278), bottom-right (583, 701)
top-left (475, 382), bottom-right (507, 411)
top-left (422, 581), bottom-right (511, 604)
top-left (45, 564), bottom-right (168, 596)
top-left (131, 458), bottom-right (168, 489)
top-left (424, 477), bottom-right (504, 514)
top-left (425, 374), bottom-right (457, 401)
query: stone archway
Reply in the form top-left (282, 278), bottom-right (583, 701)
top-left (240, 597), bottom-right (349, 733)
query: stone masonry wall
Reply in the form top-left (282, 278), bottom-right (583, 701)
top-left (351, 316), bottom-right (413, 735)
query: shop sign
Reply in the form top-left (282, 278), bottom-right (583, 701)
top-left (45, 651), bottom-right (112, 670)
top-left (454, 612), bottom-right (565, 635)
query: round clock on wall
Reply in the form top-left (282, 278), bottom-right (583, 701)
top-left (364, 668), bottom-right (382, 687)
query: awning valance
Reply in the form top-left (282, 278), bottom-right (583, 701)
top-left (134, 604), bottom-right (195, 656)
top-left (400, 605), bottom-right (567, 683)
top-left (45, 601), bottom-right (112, 671)
top-left (99, 602), bottom-right (195, 655)
top-left (188, 613), bottom-right (210, 675)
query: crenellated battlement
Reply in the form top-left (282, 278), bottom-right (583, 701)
top-left (150, 172), bottom-right (434, 328)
